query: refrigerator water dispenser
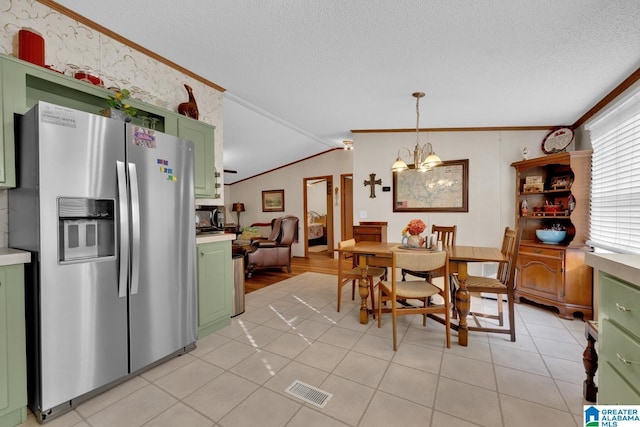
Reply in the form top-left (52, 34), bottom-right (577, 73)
top-left (58, 197), bottom-right (115, 262)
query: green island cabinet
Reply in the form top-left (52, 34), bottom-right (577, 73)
top-left (197, 240), bottom-right (232, 338)
top-left (0, 261), bottom-right (29, 427)
top-left (585, 253), bottom-right (640, 404)
top-left (0, 54), bottom-right (217, 198)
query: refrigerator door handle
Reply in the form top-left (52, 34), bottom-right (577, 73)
top-left (128, 162), bottom-right (141, 295)
top-left (116, 161), bottom-right (129, 298)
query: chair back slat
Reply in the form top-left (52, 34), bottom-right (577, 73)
top-left (496, 227), bottom-right (522, 287)
top-left (432, 225), bottom-right (457, 246)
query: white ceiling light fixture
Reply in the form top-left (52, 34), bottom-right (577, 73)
top-left (391, 92), bottom-right (443, 173)
top-left (343, 140), bottom-right (354, 150)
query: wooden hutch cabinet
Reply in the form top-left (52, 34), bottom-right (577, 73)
top-left (352, 222), bottom-right (387, 243)
top-left (511, 150), bottom-right (593, 319)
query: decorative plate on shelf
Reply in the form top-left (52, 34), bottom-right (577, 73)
top-left (542, 127), bottom-right (574, 154)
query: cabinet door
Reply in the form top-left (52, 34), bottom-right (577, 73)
top-left (0, 265), bottom-right (27, 421)
top-left (517, 253), bottom-right (564, 301)
top-left (197, 242), bottom-right (231, 338)
top-left (0, 59), bottom-right (24, 188)
top-left (178, 118), bottom-right (215, 198)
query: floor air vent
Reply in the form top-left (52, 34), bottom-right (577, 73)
top-left (285, 380), bottom-right (333, 408)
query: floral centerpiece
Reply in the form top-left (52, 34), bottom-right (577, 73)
top-left (401, 218), bottom-right (426, 248)
top-left (105, 88), bottom-right (136, 120)
top-left (402, 218), bottom-right (426, 236)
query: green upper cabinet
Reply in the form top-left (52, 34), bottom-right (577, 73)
top-left (0, 54), bottom-right (218, 195)
top-left (178, 117), bottom-right (215, 198)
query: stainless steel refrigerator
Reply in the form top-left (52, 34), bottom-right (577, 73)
top-left (9, 101), bottom-right (197, 422)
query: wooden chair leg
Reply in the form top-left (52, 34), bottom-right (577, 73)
top-left (392, 300), bottom-right (398, 351)
top-left (497, 295), bottom-right (504, 326)
top-left (507, 293), bottom-right (516, 342)
top-left (422, 297), bottom-right (427, 326)
top-left (450, 275), bottom-right (458, 319)
top-left (337, 282), bottom-right (342, 313)
top-left (377, 286), bottom-right (383, 328)
top-left (369, 277), bottom-right (376, 320)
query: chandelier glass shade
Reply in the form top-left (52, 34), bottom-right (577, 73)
top-left (391, 92), bottom-right (443, 172)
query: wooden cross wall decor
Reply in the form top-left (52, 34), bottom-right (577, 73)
top-left (363, 173), bottom-right (382, 198)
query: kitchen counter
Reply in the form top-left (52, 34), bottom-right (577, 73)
top-left (0, 248), bottom-right (31, 265)
top-left (585, 252), bottom-right (640, 287)
top-left (196, 232), bottom-right (236, 245)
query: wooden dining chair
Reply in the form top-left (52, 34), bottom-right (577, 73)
top-left (378, 250), bottom-right (451, 350)
top-left (463, 227), bottom-right (522, 342)
top-left (402, 224), bottom-right (456, 281)
top-left (337, 239), bottom-right (385, 317)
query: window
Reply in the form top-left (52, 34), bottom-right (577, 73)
top-left (586, 84), bottom-right (640, 254)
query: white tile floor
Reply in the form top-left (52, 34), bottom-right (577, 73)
top-left (19, 272), bottom-right (592, 427)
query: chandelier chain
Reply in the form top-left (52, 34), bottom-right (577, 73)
top-left (416, 95), bottom-right (420, 146)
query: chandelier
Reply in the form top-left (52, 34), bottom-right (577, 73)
top-left (391, 92), bottom-right (443, 172)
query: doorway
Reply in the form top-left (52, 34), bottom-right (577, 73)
top-left (340, 174), bottom-right (353, 241)
top-left (303, 175), bottom-right (333, 258)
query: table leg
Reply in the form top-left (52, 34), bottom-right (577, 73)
top-left (455, 262), bottom-right (470, 346)
top-left (583, 321), bottom-right (598, 402)
top-left (358, 255), bottom-right (370, 324)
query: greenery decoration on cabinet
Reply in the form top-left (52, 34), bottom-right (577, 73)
top-left (197, 241), bottom-right (232, 339)
top-left (0, 54), bottom-right (216, 197)
top-left (511, 150), bottom-right (593, 319)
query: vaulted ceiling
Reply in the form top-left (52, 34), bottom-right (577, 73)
top-left (53, 0), bottom-right (640, 183)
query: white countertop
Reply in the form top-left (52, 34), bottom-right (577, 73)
top-left (585, 252), bottom-right (640, 287)
top-left (0, 248), bottom-right (31, 266)
top-left (196, 233), bottom-right (236, 245)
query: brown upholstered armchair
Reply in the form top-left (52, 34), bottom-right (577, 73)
top-left (245, 215), bottom-right (299, 278)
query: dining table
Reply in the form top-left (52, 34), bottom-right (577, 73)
top-left (338, 241), bottom-right (507, 346)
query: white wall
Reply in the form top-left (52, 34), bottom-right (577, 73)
top-left (227, 130), bottom-right (553, 259)
top-left (226, 149), bottom-right (353, 257)
top-left (307, 182), bottom-right (327, 215)
top-left (353, 131), bottom-right (549, 249)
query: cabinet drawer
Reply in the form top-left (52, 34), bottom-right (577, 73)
top-left (353, 227), bottom-right (381, 235)
top-left (600, 319), bottom-right (640, 388)
top-left (600, 273), bottom-right (640, 334)
top-left (599, 360), bottom-right (640, 404)
top-left (518, 244), bottom-right (563, 259)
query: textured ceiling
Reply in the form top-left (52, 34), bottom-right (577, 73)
top-left (53, 0), bottom-right (640, 183)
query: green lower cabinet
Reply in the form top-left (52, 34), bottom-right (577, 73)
top-left (197, 241), bottom-right (232, 339)
top-left (598, 272), bottom-right (640, 404)
top-left (0, 264), bottom-right (27, 427)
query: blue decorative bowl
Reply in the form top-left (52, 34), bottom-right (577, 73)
top-left (536, 229), bottom-right (567, 244)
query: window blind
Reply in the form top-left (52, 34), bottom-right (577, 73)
top-left (586, 87), bottom-right (640, 254)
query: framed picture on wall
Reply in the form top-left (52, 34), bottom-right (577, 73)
top-left (393, 159), bottom-right (469, 212)
top-left (262, 189), bottom-right (285, 212)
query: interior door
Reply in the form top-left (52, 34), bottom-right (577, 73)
top-left (341, 174), bottom-right (354, 240)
